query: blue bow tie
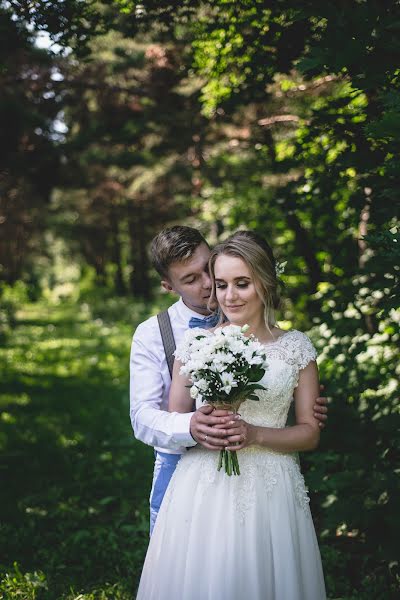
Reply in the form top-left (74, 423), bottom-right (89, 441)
top-left (188, 313), bottom-right (220, 329)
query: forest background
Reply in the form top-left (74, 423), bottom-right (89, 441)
top-left (0, 1), bottom-right (399, 599)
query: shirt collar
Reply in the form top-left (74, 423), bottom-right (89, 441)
top-left (176, 297), bottom-right (209, 323)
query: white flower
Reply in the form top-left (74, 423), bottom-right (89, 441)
top-left (179, 363), bottom-right (192, 376)
top-left (212, 350), bottom-right (227, 363)
top-left (248, 354), bottom-right (264, 365)
top-left (220, 325), bottom-right (243, 338)
top-left (212, 328), bottom-right (224, 340)
top-left (190, 359), bottom-right (206, 371)
top-left (227, 338), bottom-right (247, 354)
top-left (220, 371), bottom-right (238, 394)
top-left (176, 325), bottom-right (267, 407)
top-left (213, 338), bottom-right (228, 350)
top-left (242, 347), bottom-right (255, 363)
top-left (251, 340), bottom-right (263, 351)
top-left (174, 329), bottom-right (209, 361)
top-left (190, 385), bottom-right (199, 399)
top-left (220, 353), bottom-right (236, 365)
top-left (275, 260), bottom-right (287, 276)
top-left (221, 371), bottom-right (237, 385)
top-left (211, 359), bottom-right (228, 372)
top-left (195, 378), bottom-right (209, 392)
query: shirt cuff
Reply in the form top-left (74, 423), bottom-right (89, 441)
top-left (171, 411), bottom-right (197, 447)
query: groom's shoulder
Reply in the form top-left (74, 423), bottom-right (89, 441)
top-left (133, 313), bottom-right (160, 343)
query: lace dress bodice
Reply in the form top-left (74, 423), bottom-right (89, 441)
top-left (197, 329), bottom-right (317, 429)
top-left (166, 329), bottom-right (318, 522)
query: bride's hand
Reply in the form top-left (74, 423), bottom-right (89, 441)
top-left (190, 405), bottom-right (233, 450)
top-left (224, 417), bottom-right (257, 450)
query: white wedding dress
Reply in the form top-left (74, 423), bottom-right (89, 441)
top-left (136, 330), bottom-right (326, 600)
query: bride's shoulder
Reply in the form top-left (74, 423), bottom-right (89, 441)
top-left (282, 328), bottom-right (307, 338)
top-left (280, 330), bottom-right (317, 366)
top-left (280, 328), bottom-right (314, 344)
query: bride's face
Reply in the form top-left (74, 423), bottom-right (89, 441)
top-left (214, 254), bottom-right (264, 325)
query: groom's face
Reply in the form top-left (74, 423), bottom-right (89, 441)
top-left (161, 243), bottom-right (212, 315)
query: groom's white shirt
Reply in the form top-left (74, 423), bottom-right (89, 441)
top-left (130, 297), bottom-right (200, 454)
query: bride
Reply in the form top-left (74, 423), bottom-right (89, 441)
top-left (136, 230), bottom-right (326, 600)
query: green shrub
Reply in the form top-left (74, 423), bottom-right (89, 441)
top-left (0, 563), bottom-right (47, 600)
top-left (61, 582), bottom-right (131, 600)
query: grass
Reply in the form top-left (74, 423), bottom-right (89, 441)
top-left (0, 301), bottom-right (155, 599)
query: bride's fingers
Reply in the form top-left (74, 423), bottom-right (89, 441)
top-left (222, 422), bottom-right (243, 435)
top-left (226, 441), bottom-right (246, 451)
top-left (198, 436), bottom-right (229, 449)
top-left (200, 414), bottom-right (238, 427)
top-left (198, 406), bottom-right (230, 417)
top-left (213, 419), bottom-right (240, 430)
top-left (225, 433), bottom-right (246, 444)
top-left (203, 439), bottom-right (229, 450)
top-left (211, 409), bottom-right (232, 417)
top-left (197, 434), bottom-right (229, 448)
top-left (191, 422), bottom-right (230, 447)
top-left (196, 422), bottom-right (231, 436)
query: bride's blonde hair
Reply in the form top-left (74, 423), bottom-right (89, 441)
top-left (208, 230), bottom-right (282, 329)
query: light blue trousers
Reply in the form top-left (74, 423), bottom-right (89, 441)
top-left (149, 451), bottom-right (182, 535)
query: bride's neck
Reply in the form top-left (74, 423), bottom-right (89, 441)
top-left (233, 316), bottom-right (277, 343)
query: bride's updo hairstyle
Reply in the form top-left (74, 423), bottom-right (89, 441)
top-left (208, 230), bottom-right (282, 329)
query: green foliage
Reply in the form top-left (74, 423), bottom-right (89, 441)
top-left (0, 563), bottom-right (47, 600)
top-left (0, 282), bottom-right (29, 342)
top-left (0, 300), bottom-right (153, 599)
top-left (62, 582), bottom-right (132, 599)
top-left (305, 310), bottom-right (400, 598)
top-left (6, 0), bottom-right (108, 56)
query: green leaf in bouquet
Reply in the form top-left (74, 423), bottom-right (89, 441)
top-left (246, 383), bottom-right (266, 391)
top-left (249, 366), bottom-right (265, 381)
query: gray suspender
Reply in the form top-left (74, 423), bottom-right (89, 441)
top-left (157, 310), bottom-right (176, 378)
top-left (157, 311), bottom-right (196, 413)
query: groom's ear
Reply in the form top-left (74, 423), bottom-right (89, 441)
top-left (161, 279), bottom-right (174, 293)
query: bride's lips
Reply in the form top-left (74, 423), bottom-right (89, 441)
top-left (225, 305), bottom-right (245, 310)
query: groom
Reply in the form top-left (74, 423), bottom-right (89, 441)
top-left (130, 226), bottom-right (328, 533)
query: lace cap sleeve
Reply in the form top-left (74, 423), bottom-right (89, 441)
top-left (295, 331), bottom-right (317, 370)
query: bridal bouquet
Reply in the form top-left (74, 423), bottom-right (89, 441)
top-left (175, 325), bottom-right (268, 476)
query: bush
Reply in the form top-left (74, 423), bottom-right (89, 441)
top-left (0, 563), bottom-right (47, 600)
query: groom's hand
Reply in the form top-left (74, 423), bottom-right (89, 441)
top-left (313, 384), bottom-right (329, 429)
top-left (190, 405), bottom-right (232, 451)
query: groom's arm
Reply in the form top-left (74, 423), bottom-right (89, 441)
top-left (286, 387), bottom-right (328, 428)
top-left (130, 324), bottom-right (197, 451)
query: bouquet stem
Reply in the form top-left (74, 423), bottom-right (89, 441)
top-left (213, 402), bottom-right (242, 476)
top-left (218, 447), bottom-right (240, 476)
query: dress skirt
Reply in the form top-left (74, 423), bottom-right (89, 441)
top-left (136, 446), bottom-right (326, 600)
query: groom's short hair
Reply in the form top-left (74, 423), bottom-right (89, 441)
top-left (151, 226), bottom-right (208, 279)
